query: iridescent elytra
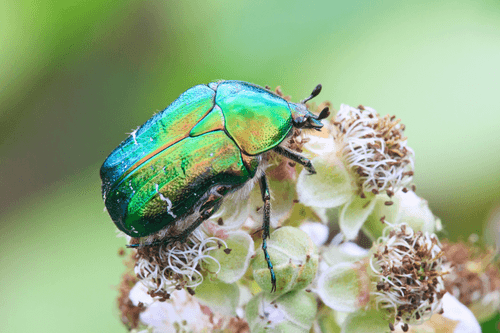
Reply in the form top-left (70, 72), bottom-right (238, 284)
top-left (100, 80), bottom-right (329, 292)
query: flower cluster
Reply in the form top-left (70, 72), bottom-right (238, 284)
top-left (112, 88), bottom-right (485, 333)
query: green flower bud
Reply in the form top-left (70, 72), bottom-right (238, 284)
top-left (252, 227), bottom-right (318, 295)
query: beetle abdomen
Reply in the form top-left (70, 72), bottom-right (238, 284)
top-left (104, 131), bottom-right (256, 237)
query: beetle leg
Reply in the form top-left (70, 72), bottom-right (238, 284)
top-left (273, 146), bottom-right (316, 174)
top-left (259, 174), bottom-right (277, 293)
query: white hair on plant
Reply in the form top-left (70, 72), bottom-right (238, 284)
top-left (333, 104), bottom-right (415, 196)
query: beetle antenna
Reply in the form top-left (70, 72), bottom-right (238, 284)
top-left (301, 84), bottom-right (322, 104)
top-left (313, 106), bottom-right (330, 120)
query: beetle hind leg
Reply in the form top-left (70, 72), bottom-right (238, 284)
top-left (258, 174), bottom-right (277, 293)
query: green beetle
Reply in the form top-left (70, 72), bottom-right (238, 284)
top-left (100, 80), bottom-right (329, 292)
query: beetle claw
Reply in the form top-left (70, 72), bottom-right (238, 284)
top-left (305, 161), bottom-right (316, 175)
top-left (271, 277), bottom-right (277, 293)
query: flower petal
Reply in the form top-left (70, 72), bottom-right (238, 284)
top-left (441, 293), bottom-right (481, 333)
top-left (364, 191), bottom-right (437, 240)
top-left (209, 192), bottom-right (250, 230)
top-left (303, 136), bottom-right (336, 155)
top-left (139, 289), bottom-right (212, 332)
top-left (341, 308), bottom-right (390, 333)
top-left (194, 279), bottom-right (240, 317)
top-left (297, 155), bottom-right (355, 209)
top-left (317, 262), bottom-right (370, 312)
top-left (299, 222), bottom-right (329, 246)
top-left (246, 290), bottom-right (317, 333)
top-left (339, 195), bottom-right (377, 240)
top-left (252, 227), bottom-right (318, 295)
top-left (203, 230), bottom-right (254, 284)
top-left (248, 175), bottom-right (296, 228)
top-left (322, 242), bottom-right (369, 268)
top-left (129, 281), bottom-right (155, 307)
top-left (395, 190), bottom-right (436, 234)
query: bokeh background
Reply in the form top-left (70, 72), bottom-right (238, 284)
top-left (1, 0), bottom-right (500, 331)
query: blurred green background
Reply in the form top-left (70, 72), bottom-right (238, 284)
top-left (1, 0), bottom-right (500, 332)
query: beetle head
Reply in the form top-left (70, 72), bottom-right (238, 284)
top-left (291, 84), bottom-right (330, 130)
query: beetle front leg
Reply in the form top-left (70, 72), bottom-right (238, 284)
top-left (259, 174), bottom-right (277, 293)
top-left (273, 146), bottom-right (316, 174)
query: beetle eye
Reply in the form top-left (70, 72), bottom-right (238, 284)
top-left (293, 116), bottom-right (306, 128)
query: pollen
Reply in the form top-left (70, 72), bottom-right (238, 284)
top-left (370, 222), bottom-right (447, 329)
top-left (332, 104), bottom-right (415, 196)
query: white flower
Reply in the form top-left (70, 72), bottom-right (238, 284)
top-left (134, 225), bottom-right (227, 299)
top-left (297, 104), bottom-right (416, 240)
top-left (370, 222), bottom-right (447, 329)
top-left (129, 283), bottom-right (216, 333)
top-left (316, 222), bottom-right (451, 332)
top-left (333, 104), bottom-right (414, 195)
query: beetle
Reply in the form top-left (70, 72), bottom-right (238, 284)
top-left (100, 80), bottom-right (329, 292)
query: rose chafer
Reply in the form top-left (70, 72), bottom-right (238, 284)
top-left (100, 80), bottom-right (328, 292)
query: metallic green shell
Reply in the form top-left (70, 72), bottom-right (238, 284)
top-left (104, 131), bottom-right (253, 236)
top-left (100, 81), bottom-right (294, 237)
top-left (216, 81), bottom-right (293, 156)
